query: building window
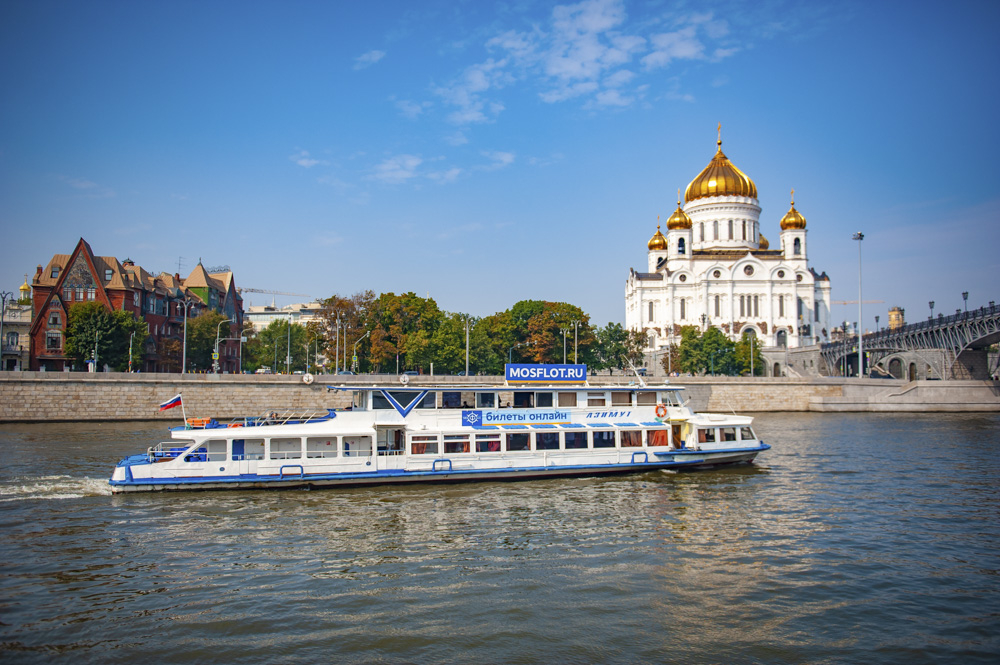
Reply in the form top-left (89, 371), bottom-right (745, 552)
top-left (794, 237), bottom-right (801, 255)
top-left (779, 295), bottom-right (785, 318)
top-left (798, 298), bottom-right (804, 318)
top-left (713, 220), bottom-right (719, 240)
top-left (50, 266), bottom-right (59, 279)
top-left (742, 221), bottom-right (747, 240)
top-left (678, 274), bottom-right (686, 282)
top-left (753, 295), bottom-right (759, 317)
top-left (815, 304), bottom-right (820, 322)
top-left (77, 287), bottom-right (84, 301)
top-left (680, 299), bottom-right (686, 320)
top-left (744, 265), bottom-right (754, 276)
top-left (133, 292), bottom-right (139, 306)
top-left (648, 301), bottom-right (654, 321)
top-left (63, 288), bottom-right (72, 301)
top-left (678, 237), bottom-right (686, 255)
top-left (48, 311), bottom-right (61, 326)
top-left (699, 223), bottom-right (704, 242)
top-left (87, 287), bottom-right (95, 300)
top-left (46, 332), bottom-right (61, 350)
top-left (728, 220), bottom-right (733, 240)
top-left (104, 269), bottom-right (113, 281)
top-left (713, 270), bottom-right (721, 278)
top-left (740, 295), bottom-right (745, 318)
top-left (714, 295), bottom-right (720, 317)
top-left (7, 332), bottom-right (19, 346)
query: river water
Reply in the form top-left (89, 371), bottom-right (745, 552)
top-left (0, 413), bottom-right (998, 664)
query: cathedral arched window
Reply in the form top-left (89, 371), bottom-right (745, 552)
top-left (678, 237), bottom-right (686, 255)
top-left (648, 301), bottom-right (654, 321)
top-left (699, 223), bottom-right (704, 242)
top-left (742, 220), bottom-right (747, 240)
top-left (778, 295), bottom-right (785, 318)
top-left (728, 220), bottom-right (733, 240)
top-left (680, 299), bottom-right (686, 320)
top-left (794, 237), bottom-right (801, 255)
top-left (714, 295), bottom-right (720, 317)
top-left (713, 220), bottom-right (719, 240)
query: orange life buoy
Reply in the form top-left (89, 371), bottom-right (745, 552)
top-left (655, 403), bottom-right (668, 418)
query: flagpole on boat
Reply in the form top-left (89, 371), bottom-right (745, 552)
top-left (180, 393), bottom-right (187, 427)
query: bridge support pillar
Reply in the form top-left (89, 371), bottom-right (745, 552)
top-left (951, 349), bottom-right (991, 380)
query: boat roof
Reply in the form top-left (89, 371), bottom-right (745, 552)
top-left (326, 384), bottom-right (684, 393)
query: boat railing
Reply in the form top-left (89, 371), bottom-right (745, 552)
top-left (226, 408), bottom-right (337, 428)
top-left (147, 441), bottom-right (193, 462)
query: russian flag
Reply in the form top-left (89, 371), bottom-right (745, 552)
top-left (159, 394), bottom-right (182, 411)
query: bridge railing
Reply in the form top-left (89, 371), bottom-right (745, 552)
top-left (823, 302), bottom-right (998, 352)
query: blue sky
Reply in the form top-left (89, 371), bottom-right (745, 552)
top-left (2, 0), bottom-right (998, 330)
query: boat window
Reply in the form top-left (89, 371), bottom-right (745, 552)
top-left (476, 392), bottom-right (496, 408)
top-left (698, 429), bottom-right (716, 443)
top-left (475, 433), bottom-right (502, 452)
top-left (184, 439), bottom-right (226, 462)
top-left (637, 391), bottom-right (657, 406)
top-left (343, 436), bottom-right (373, 457)
top-left (513, 392), bottom-right (533, 408)
top-left (587, 392), bottom-right (606, 407)
top-left (564, 431), bottom-right (588, 449)
top-left (592, 431), bottom-right (616, 448)
top-left (506, 432), bottom-right (530, 451)
top-left (444, 434), bottom-right (470, 453)
top-left (353, 391), bottom-right (366, 410)
top-left (233, 438), bottom-right (265, 460)
top-left (535, 432), bottom-right (559, 450)
top-left (373, 391), bottom-right (435, 410)
top-left (377, 429), bottom-right (405, 455)
top-left (306, 436), bottom-right (338, 458)
top-left (720, 427), bottom-right (737, 442)
top-left (661, 391), bottom-right (681, 406)
top-left (621, 431), bottom-right (642, 447)
top-left (611, 392), bottom-right (631, 406)
top-left (410, 435), bottom-right (438, 455)
top-left (270, 437), bottom-right (302, 460)
top-left (740, 427), bottom-right (756, 441)
top-left (442, 392), bottom-right (462, 408)
top-left (535, 392), bottom-right (553, 407)
top-left (558, 392), bottom-right (577, 407)
top-left (647, 429), bottom-right (669, 447)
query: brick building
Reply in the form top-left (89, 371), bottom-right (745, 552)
top-left (29, 238), bottom-right (244, 372)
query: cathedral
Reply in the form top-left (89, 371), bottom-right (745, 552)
top-left (625, 131), bottom-right (832, 355)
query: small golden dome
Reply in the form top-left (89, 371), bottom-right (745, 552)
top-left (648, 224), bottom-right (668, 251)
top-left (780, 189), bottom-right (807, 230)
top-left (19, 275), bottom-right (31, 295)
top-left (684, 128), bottom-right (757, 203)
top-left (759, 234), bottom-right (770, 250)
top-left (665, 193), bottom-right (692, 230)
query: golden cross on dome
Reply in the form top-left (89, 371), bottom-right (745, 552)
top-left (717, 122), bottom-right (722, 144)
top-left (790, 188), bottom-right (795, 204)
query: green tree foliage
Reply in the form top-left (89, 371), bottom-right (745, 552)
top-left (733, 332), bottom-right (766, 376)
top-left (184, 311), bottom-right (234, 372)
top-left (246, 318), bottom-right (308, 373)
top-left (65, 302), bottom-right (147, 371)
top-left (676, 326), bottom-right (742, 375)
top-left (659, 342), bottom-right (681, 376)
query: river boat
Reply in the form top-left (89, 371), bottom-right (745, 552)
top-left (109, 365), bottom-right (769, 493)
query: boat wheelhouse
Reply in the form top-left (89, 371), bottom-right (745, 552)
top-left (110, 368), bottom-right (769, 493)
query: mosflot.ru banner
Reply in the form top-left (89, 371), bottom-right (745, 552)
top-left (505, 364), bottom-right (587, 383)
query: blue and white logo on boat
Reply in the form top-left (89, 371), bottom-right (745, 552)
top-left (462, 410), bottom-right (483, 426)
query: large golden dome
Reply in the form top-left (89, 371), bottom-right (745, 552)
top-left (759, 234), bottom-right (770, 250)
top-left (665, 195), bottom-right (692, 230)
top-left (648, 224), bottom-right (668, 250)
top-left (780, 190), bottom-right (807, 230)
top-left (684, 135), bottom-right (757, 203)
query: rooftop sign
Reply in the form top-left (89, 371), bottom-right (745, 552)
top-left (505, 363), bottom-right (587, 383)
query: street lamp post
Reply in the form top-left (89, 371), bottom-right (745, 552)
top-left (929, 301), bottom-right (935, 320)
top-left (561, 328), bottom-right (568, 364)
top-left (285, 314), bottom-right (292, 374)
top-left (180, 299), bottom-right (195, 374)
top-left (464, 316), bottom-right (471, 376)
top-left (572, 320), bottom-right (579, 364)
top-left (853, 231), bottom-right (864, 377)
top-left (128, 331), bottom-right (135, 372)
top-left (962, 291), bottom-right (969, 313)
top-left (875, 315), bottom-right (880, 332)
top-left (0, 290), bottom-right (13, 368)
top-left (214, 318), bottom-right (231, 373)
top-left (353, 330), bottom-right (371, 373)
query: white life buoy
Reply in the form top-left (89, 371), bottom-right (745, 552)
top-left (655, 403), bottom-right (668, 418)
top-left (400, 374), bottom-right (409, 385)
top-left (302, 373), bottom-right (314, 384)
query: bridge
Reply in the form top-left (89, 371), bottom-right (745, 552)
top-left (821, 301), bottom-right (1000, 380)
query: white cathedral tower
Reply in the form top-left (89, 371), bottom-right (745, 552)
top-left (625, 130), bottom-right (832, 353)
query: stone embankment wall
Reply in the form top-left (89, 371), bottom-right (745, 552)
top-left (0, 372), bottom-right (998, 422)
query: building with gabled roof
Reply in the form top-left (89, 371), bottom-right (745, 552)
top-left (29, 238), bottom-right (244, 372)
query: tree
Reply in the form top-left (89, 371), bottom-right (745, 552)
top-left (247, 318), bottom-right (308, 373)
top-left (64, 302), bottom-right (147, 371)
top-left (659, 342), bottom-right (681, 376)
top-left (734, 332), bottom-right (765, 376)
top-left (185, 311), bottom-right (233, 372)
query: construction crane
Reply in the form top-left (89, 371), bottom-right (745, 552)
top-left (237, 287), bottom-right (312, 298)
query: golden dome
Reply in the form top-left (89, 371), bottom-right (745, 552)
top-left (648, 224), bottom-right (668, 251)
top-left (684, 130), bottom-right (757, 203)
top-left (780, 189), bottom-right (807, 230)
top-left (759, 234), bottom-right (770, 250)
top-left (665, 193), bottom-right (692, 230)
top-left (19, 275), bottom-right (31, 296)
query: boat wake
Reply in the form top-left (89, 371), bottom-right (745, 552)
top-left (0, 475), bottom-right (112, 501)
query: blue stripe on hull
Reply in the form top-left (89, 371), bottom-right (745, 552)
top-left (109, 445), bottom-right (767, 493)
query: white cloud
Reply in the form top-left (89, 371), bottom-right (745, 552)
top-left (642, 26), bottom-right (705, 69)
top-left (426, 167), bottom-right (462, 183)
top-left (434, 58), bottom-right (511, 124)
top-left (370, 154), bottom-right (423, 184)
top-left (58, 175), bottom-right (115, 198)
top-left (444, 131), bottom-right (468, 146)
top-left (480, 151), bottom-right (515, 170)
top-left (354, 49), bottom-right (386, 70)
top-left (289, 150), bottom-right (329, 168)
top-left (395, 99), bottom-right (431, 119)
